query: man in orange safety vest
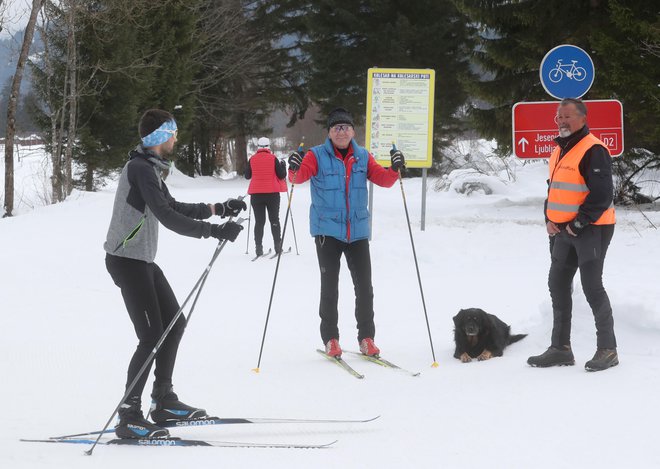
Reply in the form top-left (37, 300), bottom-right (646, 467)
top-left (528, 98), bottom-right (618, 372)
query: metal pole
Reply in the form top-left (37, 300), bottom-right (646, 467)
top-left (252, 173), bottom-right (297, 373)
top-left (397, 173), bottom-right (438, 367)
top-left (245, 199), bottom-right (252, 254)
top-left (421, 168), bottom-right (427, 231)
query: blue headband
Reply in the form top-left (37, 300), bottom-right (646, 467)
top-left (141, 120), bottom-right (177, 147)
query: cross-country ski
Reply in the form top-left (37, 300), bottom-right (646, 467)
top-left (49, 415), bottom-right (380, 440)
top-left (250, 248), bottom-right (272, 261)
top-left (21, 437), bottom-right (337, 449)
top-left (316, 349), bottom-right (365, 379)
top-left (343, 351), bottom-right (421, 377)
top-left (268, 246), bottom-right (292, 259)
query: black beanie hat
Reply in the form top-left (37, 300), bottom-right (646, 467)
top-left (327, 107), bottom-right (354, 129)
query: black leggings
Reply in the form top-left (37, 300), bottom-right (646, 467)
top-left (315, 236), bottom-right (375, 344)
top-left (105, 254), bottom-right (186, 400)
top-left (251, 193), bottom-right (282, 249)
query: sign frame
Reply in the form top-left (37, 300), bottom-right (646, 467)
top-left (365, 68), bottom-right (435, 169)
top-left (512, 99), bottom-right (624, 159)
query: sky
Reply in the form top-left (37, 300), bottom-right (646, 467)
top-left (1, 142), bottom-right (660, 468)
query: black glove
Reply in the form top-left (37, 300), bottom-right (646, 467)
top-left (214, 198), bottom-right (247, 218)
top-left (210, 221), bottom-right (243, 242)
top-left (390, 149), bottom-right (405, 171)
top-left (288, 151), bottom-right (304, 171)
top-left (568, 218), bottom-right (588, 237)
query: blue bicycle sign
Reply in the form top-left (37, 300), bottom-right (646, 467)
top-left (540, 45), bottom-right (594, 99)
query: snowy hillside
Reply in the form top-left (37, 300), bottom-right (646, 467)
top-left (2, 145), bottom-right (660, 469)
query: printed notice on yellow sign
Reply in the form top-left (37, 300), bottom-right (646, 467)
top-left (365, 68), bottom-right (435, 168)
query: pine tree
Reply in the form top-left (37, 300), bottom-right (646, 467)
top-left (180, 0), bottom-right (306, 176)
top-left (282, 0), bottom-right (476, 158)
top-left (31, 0), bottom-right (199, 192)
top-left (455, 0), bottom-right (659, 161)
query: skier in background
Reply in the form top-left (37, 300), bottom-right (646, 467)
top-left (287, 107), bottom-right (405, 358)
top-left (104, 109), bottom-right (246, 438)
top-left (245, 136), bottom-right (287, 256)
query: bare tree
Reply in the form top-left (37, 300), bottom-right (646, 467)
top-left (62, 0), bottom-right (76, 196)
top-left (3, 0), bottom-right (43, 217)
top-left (0, 1), bottom-right (6, 32)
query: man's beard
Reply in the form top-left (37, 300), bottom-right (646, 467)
top-left (558, 127), bottom-right (572, 138)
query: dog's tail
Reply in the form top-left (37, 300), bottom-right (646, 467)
top-left (508, 333), bottom-right (527, 345)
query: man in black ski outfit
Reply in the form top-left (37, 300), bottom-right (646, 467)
top-left (104, 109), bottom-right (246, 438)
top-left (528, 98), bottom-right (618, 372)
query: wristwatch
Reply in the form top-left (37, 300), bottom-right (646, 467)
top-left (573, 219), bottom-right (586, 229)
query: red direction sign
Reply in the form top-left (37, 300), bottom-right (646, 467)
top-left (512, 100), bottom-right (624, 158)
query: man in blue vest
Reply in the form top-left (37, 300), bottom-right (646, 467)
top-left (287, 107), bottom-right (405, 358)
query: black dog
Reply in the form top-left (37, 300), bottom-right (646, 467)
top-left (453, 308), bottom-right (527, 362)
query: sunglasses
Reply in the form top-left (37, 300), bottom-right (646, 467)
top-left (164, 129), bottom-right (178, 138)
top-left (330, 124), bottom-right (353, 133)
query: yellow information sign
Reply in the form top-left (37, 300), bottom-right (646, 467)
top-left (365, 68), bottom-right (435, 168)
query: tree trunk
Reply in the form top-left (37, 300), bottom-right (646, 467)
top-left (3, 0), bottom-right (43, 217)
top-left (84, 164), bottom-right (94, 191)
top-left (38, 16), bottom-right (65, 203)
top-left (63, 0), bottom-right (77, 196)
top-left (234, 113), bottom-right (247, 175)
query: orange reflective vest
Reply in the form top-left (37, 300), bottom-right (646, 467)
top-left (546, 133), bottom-right (615, 225)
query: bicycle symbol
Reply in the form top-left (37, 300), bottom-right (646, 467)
top-left (548, 59), bottom-right (587, 83)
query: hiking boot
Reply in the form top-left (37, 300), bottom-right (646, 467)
top-left (149, 384), bottom-right (208, 424)
top-left (115, 396), bottom-right (169, 439)
top-left (527, 346), bottom-right (575, 367)
top-left (585, 348), bottom-right (619, 372)
top-left (359, 338), bottom-right (380, 357)
top-left (325, 338), bottom-right (342, 357)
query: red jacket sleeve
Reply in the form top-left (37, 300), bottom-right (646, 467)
top-left (288, 150), bottom-right (318, 184)
top-left (366, 153), bottom-right (399, 187)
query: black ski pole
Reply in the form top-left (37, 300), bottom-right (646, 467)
top-left (253, 143), bottom-right (303, 372)
top-left (245, 199), bottom-right (252, 254)
top-left (85, 215), bottom-right (246, 455)
top-left (288, 189), bottom-right (300, 255)
top-left (393, 143), bottom-right (438, 368)
top-left (184, 195), bottom-right (247, 327)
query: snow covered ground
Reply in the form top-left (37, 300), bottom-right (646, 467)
top-left (2, 145), bottom-right (660, 468)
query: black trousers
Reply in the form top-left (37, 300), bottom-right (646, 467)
top-left (315, 236), bottom-right (375, 344)
top-left (548, 224), bottom-right (616, 349)
top-left (251, 193), bottom-right (282, 250)
top-left (105, 254), bottom-right (186, 401)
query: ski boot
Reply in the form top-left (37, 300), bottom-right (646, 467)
top-left (150, 384), bottom-right (208, 425)
top-left (115, 396), bottom-right (169, 439)
top-left (359, 338), bottom-right (380, 357)
top-left (325, 338), bottom-right (342, 357)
